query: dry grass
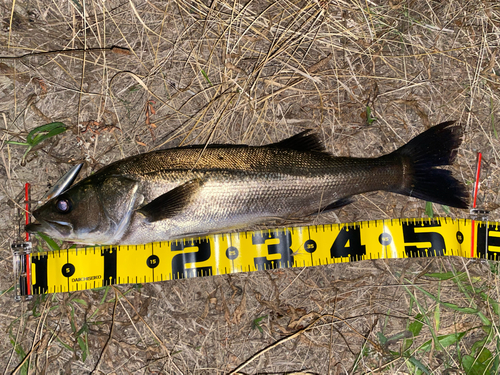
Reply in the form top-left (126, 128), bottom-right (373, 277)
top-left (1, 0), bottom-right (500, 373)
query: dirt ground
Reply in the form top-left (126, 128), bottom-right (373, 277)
top-left (1, 0), bottom-right (500, 373)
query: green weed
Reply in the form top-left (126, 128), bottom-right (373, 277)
top-left (425, 203), bottom-right (450, 218)
top-left (425, 202), bottom-right (433, 218)
top-left (363, 267), bottom-right (500, 374)
top-left (201, 69), bottom-right (213, 86)
top-left (252, 315), bottom-right (268, 333)
top-left (6, 122), bottom-right (67, 165)
top-left (8, 321), bottom-right (28, 375)
top-left (366, 106), bottom-right (377, 125)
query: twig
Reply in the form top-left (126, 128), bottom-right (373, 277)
top-left (0, 46), bottom-right (130, 61)
top-left (229, 313), bottom-right (382, 374)
top-left (112, 286), bottom-right (185, 375)
top-left (91, 289), bottom-right (118, 374)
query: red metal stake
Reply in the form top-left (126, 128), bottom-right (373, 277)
top-left (25, 183), bottom-right (30, 242)
top-left (470, 152), bottom-right (482, 258)
top-left (25, 182), bottom-right (32, 296)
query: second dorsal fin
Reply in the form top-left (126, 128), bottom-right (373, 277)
top-left (272, 130), bottom-right (325, 152)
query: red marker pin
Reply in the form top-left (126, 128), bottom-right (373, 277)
top-left (24, 182), bottom-right (32, 297)
top-left (25, 183), bottom-right (30, 242)
top-left (470, 152), bottom-right (482, 258)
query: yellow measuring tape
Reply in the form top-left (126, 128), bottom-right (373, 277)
top-left (12, 217), bottom-right (500, 298)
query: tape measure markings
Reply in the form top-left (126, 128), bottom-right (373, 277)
top-left (14, 217), bottom-right (500, 296)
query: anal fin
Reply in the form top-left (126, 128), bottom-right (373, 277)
top-left (303, 197), bottom-right (354, 218)
top-left (320, 197), bottom-right (353, 212)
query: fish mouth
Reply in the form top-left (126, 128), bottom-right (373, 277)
top-left (25, 219), bottom-right (73, 237)
top-left (25, 222), bottom-right (42, 233)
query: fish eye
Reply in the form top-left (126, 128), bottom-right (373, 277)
top-left (55, 198), bottom-right (71, 213)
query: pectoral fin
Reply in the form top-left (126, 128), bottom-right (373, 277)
top-left (137, 179), bottom-right (203, 222)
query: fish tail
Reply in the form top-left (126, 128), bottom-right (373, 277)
top-left (387, 121), bottom-right (469, 209)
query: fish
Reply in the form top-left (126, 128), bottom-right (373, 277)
top-left (26, 121), bottom-right (469, 245)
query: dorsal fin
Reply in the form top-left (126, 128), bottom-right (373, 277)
top-left (272, 130), bottom-right (325, 152)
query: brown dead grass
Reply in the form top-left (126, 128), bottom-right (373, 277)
top-left (1, 0), bottom-right (500, 373)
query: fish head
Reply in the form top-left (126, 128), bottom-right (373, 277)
top-left (26, 176), bottom-right (140, 244)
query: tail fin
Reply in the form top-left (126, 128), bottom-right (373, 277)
top-left (388, 121), bottom-right (469, 209)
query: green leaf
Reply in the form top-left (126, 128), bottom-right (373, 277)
top-left (366, 106), bottom-right (377, 125)
top-left (37, 233), bottom-right (61, 251)
top-left (477, 311), bottom-right (492, 326)
top-left (71, 298), bottom-right (88, 307)
top-left (407, 356), bottom-right (431, 375)
top-left (470, 331), bottom-right (495, 357)
top-left (77, 335), bottom-right (88, 362)
top-left (69, 305), bottom-right (77, 333)
top-left (26, 122), bottom-right (67, 144)
top-left (477, 348), bottom-right (492, 364)
top-left (435, 283), bottom-right (441, 331)
top-left (377, 332), bottom-right (388, 345)
top-left (477, 291), bottom-right (500, 316)
top-left (100, 285), bottom-right (110, 304)
top-left (55, 336), bottom-right (74, 352)
top-left (442, 205), bottom-right (450, 214)
top-left (91, 286), bottom-right (107, 292)
top-left (425, 201), bottom-right (434, 218)
top-left (425, 271), bottom-right (461, 281)
top-left (462, 354), bottom-right (488, 375)
top-left (411, 284), bottom-right (479, 314)
top-left (442, 302), bottom-right (478, 314)
top-left (490, 262), bottom-right (500, 276)
top-left (0, 285), bottom-right (14, 295)
top-left (28, 125), bottom-right (67, 147)
top-left (70, 0), bottom-right (83, 12)
top-left (491, 338), bottom-right (500, 374)
top-left (408, 316), bottom-right (424, 336)
top-left (425, 272), bottom-right (498, 317)
top-left (21, 147), bottom-right (32, 163)
top-left (434, 302), bottom-right (440, 331)
top-left (76, 322), bottom-right (89, 337)
top-left (201, 69), bottom-right (212, 86)
top-left (5, 140), bottom-right (29, 146)
top-left (8, 122), bottom-right (67, 164)
top-left (419, 332), bottom-right (467, 352)
top-left (252, 315), bottom-right (268, 333)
